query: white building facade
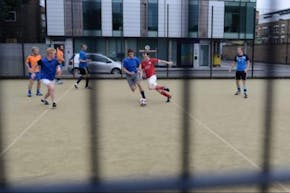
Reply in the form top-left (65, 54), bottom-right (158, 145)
top-left (46, 0), bottom-right (256, 67)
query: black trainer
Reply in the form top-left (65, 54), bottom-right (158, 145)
top-left (166, 96), bottom-right (172, 103)
top-left (164, 87), bottom-right (170, 92)
top-left (52, 102), bottom-right (57, 108)
top-left (41, 99), bottom-right (49, 105)
top-left (244, 93), bottom-right (248, 99)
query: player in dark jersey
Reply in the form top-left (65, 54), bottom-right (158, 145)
top-left (229, 47), bottom-right (251, 98)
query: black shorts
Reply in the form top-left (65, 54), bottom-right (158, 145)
top-left (79, 67), bottom-right (89, 75)
top-left (236, 71), bottom-right (247, 80)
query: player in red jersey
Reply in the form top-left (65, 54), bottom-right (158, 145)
top-left (140, 52), bottom-right (173, 103)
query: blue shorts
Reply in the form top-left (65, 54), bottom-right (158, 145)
top-left (29, 72), bottom-right (41, 80)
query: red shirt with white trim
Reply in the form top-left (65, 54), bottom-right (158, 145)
top-left (141, 58), bottom-right (159, 79)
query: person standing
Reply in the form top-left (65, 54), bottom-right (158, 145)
top-left (25, 47), bottom-right (42, 97)
top-left (229, 47), bottom-right (251, 98)
top-left (74, 44), bottom-right (90, 89)
top-left (56, 45), bottom-right (65, 84)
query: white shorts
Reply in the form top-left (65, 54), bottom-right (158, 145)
top-left (147, 75), bottom-right (157, 89)
top-left (41, 79), bottom-right (54, 86)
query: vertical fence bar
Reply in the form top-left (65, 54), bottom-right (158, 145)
top-left (181, 71), bottom-right (192, 193)
top-left (21, 3), bottom-right (26, 78)
top-left (286, 20), bottom-right (289, 64)
top-left (0, 82), bottom-right (7, 189)
top-left (260, 61), bottom-right (274, 193)
top-left (88, 78), bottom-right (100, 185)
top-left (260, 1), bottom-right (275, 192)
top-left (166, 3), bottom-right (169, 78)
top-left (71, 0), bottom-right (75, 79)
top-left (210, 5), bottom-right (213, 79)
top-left (251, 8), bottom-right (256, 78)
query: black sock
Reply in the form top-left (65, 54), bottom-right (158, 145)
top-left (85, 78), bottom-right (89, 87)
top-left (141, 91), bottom-right (146, 99)
top-left (57, 78), bottom-right (60, 81)
top-left (77, 76), bottom-right (83, 84)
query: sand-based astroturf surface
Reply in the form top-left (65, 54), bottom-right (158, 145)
top-left (1, 79), bottom-right (290, 192)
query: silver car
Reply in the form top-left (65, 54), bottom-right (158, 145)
top-left (68, 53), bottom-right (122, 75)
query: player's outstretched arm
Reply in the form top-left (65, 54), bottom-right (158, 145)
top-left (158, 59), bottom-right (174, 66)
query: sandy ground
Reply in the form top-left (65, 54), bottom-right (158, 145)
top-left (1, 79), bottom-right (290, 192)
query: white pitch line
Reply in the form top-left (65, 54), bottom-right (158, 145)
top-left (0, 86), bottom-right (73, 157)
top-left (172, 101), bottom-right (289, 192)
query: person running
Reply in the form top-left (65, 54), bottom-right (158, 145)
top-left (140, 52), bottom-right (173, 103)
top-left (56, 45), bottom-right (65, 85)
top-left (229, 47), bottom-right (251, 98)
top-left (122, 49), bottom-right (146, 102)
top-left (35, 48), bottom-right (61, 108)
top-left (25, 47), bottom-right (42, 97)
top-left (74, 44), bottom-right (90, 89)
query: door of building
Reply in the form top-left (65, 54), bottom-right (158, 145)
top-left (199, 44), bottom-right (209, 67)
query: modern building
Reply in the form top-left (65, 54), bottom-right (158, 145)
top-left (0, 0), bottom-right (45, 43)
top-left (256, 8), bottom-right (290, 44)
top-left (46, 0), bottom-right (256, 67)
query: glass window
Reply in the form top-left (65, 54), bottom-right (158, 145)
top-left (126, 38), bottom-right (137, 55)
top-left (112, 0), bottom-right (123, 32)
top-left (88, 54), bottom-right (110, 63)
top-left (147, 0), bottom-right (158, 32)
top-left (224, 2), bottom-right (255, 39)
top-left (224, 3), bottom-right (242, 33)
top-left (83, 0), bottom-right (101, 31)
top-left (108, 39), bottom-right (124, 61)
top-left (137, 39), bottom-right (158, 58)
top-left (245, 2), bottom-right (255, 38)
top-left (95, 55), bottom-right (109, 63)
top-left (188, 0), bottom-right (199, 36)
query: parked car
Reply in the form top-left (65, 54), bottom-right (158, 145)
top-left (68, 53), bottom-right (122, 75)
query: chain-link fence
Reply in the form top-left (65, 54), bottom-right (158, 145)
top-left (1, 0), bottom-right (290, 192)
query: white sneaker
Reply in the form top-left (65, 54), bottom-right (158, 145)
top-left (74, 83), bottom-right (78, 89)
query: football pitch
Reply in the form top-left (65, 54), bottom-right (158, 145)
top-left (1, 79), bottom-right (290, 192)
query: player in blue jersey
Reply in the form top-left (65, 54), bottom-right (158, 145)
top-left (122, 49), bottom-right (146, 102)
top-left (229, 47), bottom-right (251, 98)
top-left (74, 44), bottom-right (90, 89)
top-left (35, 48), bottom-right (62, 108)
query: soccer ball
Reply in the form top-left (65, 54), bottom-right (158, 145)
top-left (139, 98), bottom-right (147, 106)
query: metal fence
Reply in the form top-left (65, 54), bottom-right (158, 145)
top-left (1, 0), bottom-right (290, 192)
top-left (1, 38), bottom-right (290, 192)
